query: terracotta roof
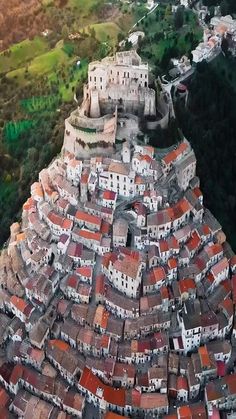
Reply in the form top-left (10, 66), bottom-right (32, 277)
top-left (79, 367), bottom-right (125, 407)
top-left (76, 266), bottom-right (92, 279)
top-left (167, 258), bottom-right (178, 270)
top-left (139, 393), bottom-right (168, 409)
top-left (0, 388), bottom-right (10, 408)
top-left (113, 254), bottom-right (141, 280)
top-left (178, 278), bottom-right (196, 295)
top-left (108, 161), bottom-right (130, 176)
top-left (103, 190), bottom-right (117, 200)
top-left (66, 275), bottom-right (79, 290)
top-left (177, 376), bottom-right (188, 391)
top-left (48, 339), bottom-right (70, 352)
top-left (198, 346), bottom-right (212, 369)
top-left (10, 296), bottom-right (28, 314)
top-left (78, 229), bottom-right (101, 243)
top-left (93, 305), bottom-right (109, 329)
top-left (95, 274), bottom-right (105, 296)
top-left (162, 142), bottom-right (188, 165)
top-left (186, 231), bottom-right (201, 252)
top-left (75, 210), bottom-right (101, 226)
top-left (177, 406), bottom-right (192, 419)
top-left (159, 240), bottom-right (169, 253)
top-left (211, 257), bottom-right (228, 278)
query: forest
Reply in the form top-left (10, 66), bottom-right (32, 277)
top-left (175, 58), bottom-right (236, 251)
top-left (203, 0), bottom-right (236, 14)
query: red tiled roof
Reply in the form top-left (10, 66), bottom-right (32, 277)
top-left (75, 210), bottom-right (101, 226)
top-left (193, 187), bottom-right (203, 199)
top-left (177, 405), bottom-right (192, 419)
top-left (178, 278), bottom-right (196, 295)
top-left (95, 274), bottom-right (105, 295)
top-left (79, 367), bottom-right (125, 407)
top-left (79, 229), bottom-right (101, 242)
top-left (66, 275), bottom-right (79, 289)
top-left (162, 142), bottom-right (188, 165)
top-left (0, 388), bottom-right (10, 408)
top-left (159, 240), bottom-right (169, 253)
top-left (48, 339), bottom-right (70, 352)
top-left (177, 376), bottom-right (188, 391)
top-left (10, 296), bottom-right (28, 313)
top-left (167, 258), bottom-right (178, 270)
top-left (186, 231), bottom-right (201, 252)
top-left (76, 266), bottom-right (92, 279)
top-left (198, 346), bottom-right (211, 369)
top-left (103, 190), bottom-right (116, 200)
top-left (211, 257), bottom-right (228, 278)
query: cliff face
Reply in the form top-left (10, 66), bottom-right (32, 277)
top-left (0, 0), bottom-right (48, 50)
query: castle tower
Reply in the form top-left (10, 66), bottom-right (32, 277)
top-left (90, 90), bottom-right (101, 118)
top-left (122, 140), bottom-right (131, 163)
top-left (144, 89), bottom-right (156, 117)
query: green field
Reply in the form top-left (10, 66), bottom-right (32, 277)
top-left (0, 37), bottom-right (49, 74)
top-left (84, 22), bottom-right (120, 43)
top-left (7, 42), bottom-right (70, 81)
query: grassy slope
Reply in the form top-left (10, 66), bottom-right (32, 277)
top-left (84, 22), bottom-right (120, 43)
top-left (0, 37), bottom-right (49, 74)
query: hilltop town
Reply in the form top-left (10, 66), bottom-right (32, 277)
top-left (0, 50), bottom-right (236, 419)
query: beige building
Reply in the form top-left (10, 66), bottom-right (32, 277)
top-left (85, 51), bottom-right (156, 118)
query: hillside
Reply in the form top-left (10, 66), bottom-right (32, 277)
top-left (0, 0), bottom-right (124, 51)
top-left (0, 0), bottom-right (46, 50)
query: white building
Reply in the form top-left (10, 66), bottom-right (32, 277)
top-left (109, 254), bottom-right (143, 299)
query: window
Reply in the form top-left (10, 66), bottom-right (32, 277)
top-left (100, 77), bottom-right (102, 82)
top-left (94, 76), bottom-right (96, 82)
top-left (90, 76), bottom-right (92, 81)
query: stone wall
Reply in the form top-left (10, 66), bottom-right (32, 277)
top-left (62, 117), bottom-right (116, 159)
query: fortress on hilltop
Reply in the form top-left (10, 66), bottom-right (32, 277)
top-left (85, 50), bottom-right (156, 118)
top-left (62, 50), bottom-right (170, 158)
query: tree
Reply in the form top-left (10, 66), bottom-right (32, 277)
top-left (220, 0), bottom-right (229, 15)
top-left (174, 6), bottom-right (184, 30)
top-left (221, 37), bottom-right (229, 55)
top-left (117, 32), bottom-right (124, 43)
top-left (165, 4), bottom-right (172, 20)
